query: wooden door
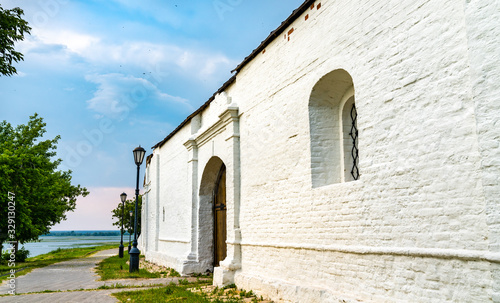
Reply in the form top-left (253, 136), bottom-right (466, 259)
top-left (213, 165), bottom-right (226, 267)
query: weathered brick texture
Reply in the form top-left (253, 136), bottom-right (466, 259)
top-left (140, 0), bottom-right (500, 302)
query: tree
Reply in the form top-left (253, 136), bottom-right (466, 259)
top-left (0, 114), bottom-right (89, 252)
top-left (111, 195), bottom-right (142, 237)
top-left (0, 5), bottom-right (31, 76)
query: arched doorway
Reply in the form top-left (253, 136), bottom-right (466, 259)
top-left (213, 164), bottom-right (226, 266)
top-left (198, 157), bottom-right (227, 270)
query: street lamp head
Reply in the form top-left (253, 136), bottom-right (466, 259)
top-left (133, 146), bottom-right (146, 166)
top-left (120, 192), bottom-right (127, 203)
top-left (129, 210), bottom-right (133, 218)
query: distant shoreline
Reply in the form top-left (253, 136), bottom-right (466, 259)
top-left (45, 230), bottom-right (129, 237)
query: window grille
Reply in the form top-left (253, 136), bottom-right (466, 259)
top-left (349, 104), bottom-right (359, 180)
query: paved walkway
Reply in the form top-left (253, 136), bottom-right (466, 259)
top-left (0, 249), bottom-right (191, 303)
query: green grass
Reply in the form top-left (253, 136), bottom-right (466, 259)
top-left (113, 282), bottom-right (240, 303)
top-left (96, 252), bottom-right (166, 280)
top-left (112, 280), bottom-right (268, 303)
top-left (0, 243), bottom-right (118, 283)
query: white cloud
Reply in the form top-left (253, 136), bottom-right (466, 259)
top-left (200, 55), bottom-right (232, 79)
top-left (13, 71), bottom-right (27, 77)
top-left (85, 73), bottom-right (189, 118)
top-left (21, 27), bottom-right (236, 82)
top-left (34, 29), bottom-right (100, 55)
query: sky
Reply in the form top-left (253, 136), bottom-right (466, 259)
top-left (0, 0), bottom-right (305, 230)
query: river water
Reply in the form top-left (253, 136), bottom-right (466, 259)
top-left (19, 234), bottom-right (124, 258)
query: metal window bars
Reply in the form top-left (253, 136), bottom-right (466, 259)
top-left (349, 104), bottom-right (359, 180)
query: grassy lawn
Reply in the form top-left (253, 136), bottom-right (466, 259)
top-left (113, 282), bottom-right (239, 303)
top-left (113, 284), bottom-right (212, 303)
top-left (113, 281), bottom-right (268, 303)
top-left (96, 252), bottom-right (180, 280)
top-left (0, 243), bottom-right (118, 283)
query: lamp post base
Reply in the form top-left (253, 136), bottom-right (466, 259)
top-left (119, 243), bottom-right (124, 258)
top-left (129, 247), bottom-right (140, 272)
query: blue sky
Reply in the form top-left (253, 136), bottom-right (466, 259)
top-left (0, 0), bottom-right (304, 230)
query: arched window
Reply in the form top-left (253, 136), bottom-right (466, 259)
top-left (309, 69), bottom-right (359, 187)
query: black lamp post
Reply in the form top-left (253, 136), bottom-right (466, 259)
top-left (128, 210), bottom-right (132, 253)
top-left (118, 192), bottom-right (127, 258)
top-left (129, 145), bottom-right (146, 272)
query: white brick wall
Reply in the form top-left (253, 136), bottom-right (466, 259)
top-left (464, 0), bottom-right (500, 300)
top-left (142, 0), bottom-right (500, 301)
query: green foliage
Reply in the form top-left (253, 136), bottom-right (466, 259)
top-left (111, 195), bottom-right (142, 236)
top-left (1, 246), bottom-right (29, 263)
top-left (190, 271), bottom-right (211, 278)
top-left (113, 284), bottom-right (214, 303)
top-left (0, 114), bottom-right (89, 247)
top-left (167, 267), bottom-right (181, 277)
top-left (15, 246), bottom-right (29, 262)
top-left (224, 283), bottom-right (237, 289)
top-left (0, 5), bottom-right (31, 76)
top-left (96, 253), bottom-right (161, 280)
top-left (157, 267), bottom-right (181, 277)
top-left (239, 289), bottom-right (255, 298)
top-left (97, 283), bottom-right (127, 290)
top-left (17, 246), bottom-right (29, 261)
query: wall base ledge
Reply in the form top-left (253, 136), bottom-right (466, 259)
top-left (235, 272), bottom-right (364, 303)
top-left (145, 251), bottom-right (185, 275)
top-left (145, 251), bottom-right (212, 276)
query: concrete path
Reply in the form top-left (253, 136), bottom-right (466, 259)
top-left (0, 249), bottom-right (192, 303)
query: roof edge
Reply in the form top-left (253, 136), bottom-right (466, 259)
top-left (152, 0), bottom-right (315, 150)
top-left (152, 74), bottom-right (236, 149)
top-left (231, 0), bottom-right (316, 73)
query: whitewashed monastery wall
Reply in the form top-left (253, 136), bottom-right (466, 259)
top-left (140, 0), bottom-right (500, 302)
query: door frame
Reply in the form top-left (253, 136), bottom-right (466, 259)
top-left (212, 163), bottom-right (227, 267)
